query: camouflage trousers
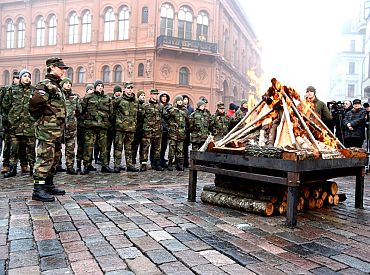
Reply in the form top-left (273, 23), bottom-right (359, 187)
top-left (65, 132), bottom-right (77, 169)
top-left (76, 127), bottom-right (85, 162)
top-left (168, 138), bottom-right (184, 162)
top-left (141, 134), bottom-right (161, 163)
top-left (9, 135), bottom-right (36, 166)
top-left (83, 128), bottom-right (108, 167)
top-left (114, 131), bottom-right (134, 168)
top-left (132, 131), bottom-right (144, 164)
top-left (2, 132), bottom-right (11, 166)
top-left (33, 141), bottom-right (62, 180)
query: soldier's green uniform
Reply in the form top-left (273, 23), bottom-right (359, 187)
top-left (209, 102), bottom-right (229, 141)
top-left (2, 69), bottom-right (36, 178)
top-left (28, 57), bottom-right (69, 202)
top-left (189, 100), bottom-right (210, 151)
top-left (141, 89), bottom-right (163, 171)
top-left (230, 99), bottom-right (248, 129)
top-left (165, 95), bottom-right (188, 171)
top-left (112, 82), bottom-right (138, 172)
top-left (61, 78), bottom-right (81, 174)
top-left (107, 85), bottom-right (121, 166)
top-left (81, 80), bottom-right (113, 174)
top-left (132, 89), bottom-right (145, 166)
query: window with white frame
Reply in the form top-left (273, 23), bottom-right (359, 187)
top-left (179, 67), bottom-right (189, 85)
top-left (48, 15), bottom-right (57, 45)
top-left (17, 19), bottom-right (25, 48)
top-left (142, 7), bottom-right (148, 24)
top-left (178, 6), bottom-right (193, 40)
top-left (81, 11), bottom-right (92, 43)
top-left (138, 63), bottom-right (144, 77)
top-left (196, 11), bottom-right (208, 41)
top-left (77, 67), bottom-right (85, 83)
top-left (33, 69), bottom-right (40, 84)
top-left (118, 6), bottom-right (130, 40)
top-left (67, 67), bottom-right (73, 82)
top-left (102, 66), bottom-right (110, 82)
top-left (6, 20), bottom-right (14, 48)
top-left (160, 3), bottom-right (174, 36)
top-left (69, 12), bottom-right (78, 44)
top-left (113, 65), bottom-right (122, 82)
top-left (104, 8), bottom-right (115, 41)
top-left (3, 70), bottom-right (10, 85)
top-left (349, 62), bottom-right (355, 75)
top-left (347, 84), bottom-right (355, 97)
top-left (36, 17), bottom-right (45, 46)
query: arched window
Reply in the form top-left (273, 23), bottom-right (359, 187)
top-left (77, 67), bottom-right (85, 83)
top-left (113, 65), bottom-right (122, 82)
top-left (17, 19), bottom-right (25, 48)
top-left (197, 11), bottom-right (208, 41)
top-left (67, 67), bottom-right (74, 82)
top-left (81, 10), bottom-right (92, 43)
top-left (3, 70), bottom-right (10, 86)
top-left (48, 15), bottom-right (57, 45)
top-left (33, 69), bottom-right (40, 85)
top-left (118, 6), bottom-right (130, 40)
top-left (142, 7), bottom-right (148, 23)
top-left (138, 63), bottom-right (144, 77)
top-left (69, 12), bottom-right (78, 44)
top-left (179, 67), bottom-right (189, 85)
top-left (160, 3), bottom-right (174, 36)
top-left (178, 6), bottom-right (193, 40)
top-left (6, 19), bottom-right (14, 49)
top-left (102, 65), bottom-right (110, 82)
top-left (36, 17), bottom-right (45, 46)
top-left (104, 8), bottom-right (115, 41)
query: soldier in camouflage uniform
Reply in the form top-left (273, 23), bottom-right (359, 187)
top-left (76, 83), bottom-right (94, 173)
top-left (199, 96), bottom-right (211, 124)
top-left (112, 82), bottom-right (139, 172)
top-left (209, 101), bottom-right (229, 141)
top-left (159, 92), bottom-right (171, 168)
top-left (3, 69), bottom-right (36, 178)
top-left (141, 89), bottom-right (164, 171)
top-left (164, 95), bottom-right (188, 171)
top-left (189, 100), bottom-right (210, 151)
top-left (28, 57), bottom-right (68, 202)
top-left (61, 77), bottom-right (81, 175)
top-left (230, 99), bottom-right (248, 129)
top-left (81, 80), bottom-right (113, 174)
top-left (132, 89), bottom-right (145, 167)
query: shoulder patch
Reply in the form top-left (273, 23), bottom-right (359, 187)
top-left (36, 90), bottom-right (46, 96)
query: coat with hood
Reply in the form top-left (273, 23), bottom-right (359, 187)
top-left (81, 90), bottom-right (112, 129)
top-left (113, 92), bottom-right (138, 132)
top-left (159, 92), bottom-right (171, 132)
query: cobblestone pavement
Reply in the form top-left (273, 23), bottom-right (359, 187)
top-left (0, 167), bottom-right (369, 275)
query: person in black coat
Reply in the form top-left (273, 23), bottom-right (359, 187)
top-left (343, 99), bottom-right (366, 148)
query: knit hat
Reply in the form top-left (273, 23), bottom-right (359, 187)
top-left (137, 89), bottom-right (145, 97)
top-left (85, 83), bottom-right (94, 92)
top-left (217, 101), bottom-right (225, 109)
top-left (19, 69), bottom-right (31, 79)
top-left (306, 86), bottom-right (316, 94)
top-left (12, 71), bottom-right (19, 79)
top-left (60, 77), bottom-right (72, 87)
top-left (113, 85), bottom-right (122, 93)
top-left (229, 103), bottom-right (237, 110)
top-left (174, 95), bottom-right (183, 103)
top-left (150, 88), bottom-right (159, 95)
top-left (199, 96), bottom-right (208, 104)
top-left (94, 80), bottom-right (104, 89)
top-left (197, 100), bottom-right (206, 108)
top-left (240, 99), bottom-right (248, 106)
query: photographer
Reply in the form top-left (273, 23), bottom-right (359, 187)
top-left (343, 99), bottom-right (366, 148)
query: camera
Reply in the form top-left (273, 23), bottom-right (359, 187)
top-left (327, 101), bottom-right (345, 143)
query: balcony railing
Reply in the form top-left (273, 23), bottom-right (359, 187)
top-left (157, 35), bottom-right (218, 53)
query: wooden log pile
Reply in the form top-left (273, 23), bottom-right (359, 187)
top-left (200, 177), bottom-right (347, 217)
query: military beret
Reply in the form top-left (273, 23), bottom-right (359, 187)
top-left (124, 82), bottom-right (134, 88)
top-left (137, 89), bottom-right (145, 97)
top-left (12, 71), bottom-right (19, 78)
top-left (60, 77), bottom-right (72, 87)
top-left (19, 69), bottom-right (31, 79)
top-left (217, 101), bottom-right (225, 109)
top-left (150, 88), bottom-right (159, 94)
top-left (46, 57), bottom-right (69, 69)
top-left (94, 80), bottom-right (104, 89)
top-left (113, 85), bottom-right (122, 93)
top-left (197, 100), bottom-right (206, 108)
top-left (306, 86), bottom-right (316, 94)
top-left (85, 83), bottom-right (94, 92)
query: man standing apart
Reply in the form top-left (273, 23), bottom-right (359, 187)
top-left (28, 57), bottom-right (68, 202)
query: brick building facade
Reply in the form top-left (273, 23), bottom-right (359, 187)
top-left (0, 0), bottom-right (261, 111)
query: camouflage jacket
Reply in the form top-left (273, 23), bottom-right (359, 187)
top-left (82, 91), bottom-right (112, 129)
top-left (2, 83), bottom-right (36, 137)
top-left (29, 74), bottom-right (66, 142)
top-left (230, 107), bottom-right (248, 129)
top-left (165, 104), bottom-right (188, 141)
top-left (142, 98), bottom-right (162, 138)
top-left (63, 89), bottom-right (82, 134)
top-left (113, 93), bottom-right (137, 132)
top-left (1, 84), bottom-right (18, 128)
top-left (136, 99), bottom-right (145, 132)
top-left (189, 109), bottom-right (209, 143)
top-left (209, 111), bottom-right (229, 140)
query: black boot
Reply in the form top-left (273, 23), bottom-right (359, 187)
top-left (29, 163), bottom-right (34, 176)
top-left (153, 160), bottom-right (164, 171)
top-left (81, 166), bottom-right (90, 175)
top-left (88, 165), bottom-right (97, 172)
top-left (45, 176), bottom-right (65, 196)
top-left (167, 160), bottom-right (173, 171)
top-left (113, 167), bottom-right (120, 173)
top-left (176, 159), bottom-right (184, 171)
top-left (4, 165), bottom-right (17, 178)
top-left (76, 160), bottom-right (82, 173)
top-left (127, 166), bottom-right (139, 172)
top-left (56, 165), bottom-right (66, 173)
top-left (101, 166), bottom-right (114, 173)
top-left (66, 167), bottom-right (78, 175)
top-left (140, 163), bottom-right (147, 172)
top-left (32, 184), bottom-right (55, 202)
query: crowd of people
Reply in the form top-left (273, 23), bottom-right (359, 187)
top-left (0, 57), bottom-right (251, 202)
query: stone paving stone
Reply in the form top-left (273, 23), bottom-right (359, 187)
top-left (314, 237), bottom-right (349, 251)
top-left (0, 260), bottom-right (4, 275)
top-left (50, 215), bottom-right (72, 223)
top-left (117, 222), bottom-right (139, 231)
top-left (343, 247), bottom-right (370, 263)
top-left (128, 215), bottom-right (153, 225)
top-left (247, 262), bottom-right (286, 275)
top-left (7, 266), bottom-right (40, 275)
top-left (276, 263), bottom-right (316, 274)
top-left (96, 254), bottom-right (127, 272)
top-left (67, 250), bottom-right (93, 262)
top-left (307, 254), bottom-right (347, 271)
top-left (301, 242), bottom-right (341, 257)
top-left (37, 239), bottom-right (64, 257)
top-left (186, 226), bottom-right (213, 238)
top-left (8, 227), bottom-right (33, 240)
top-left (191, 263), bottom-right (228, 275)
top-left (310, 266), bottom-right (340, 275)
top-left (275, 231), bottom-right (308, 244)
top-left (125, 256), bottom-right (162, 275)
top-left (199, 250), bottom-right (235, 266)
top-left (130, 236), bottom-right (163, 252)
top-left (229, 238), bottom-right (261, 253)
top-left (173, 232), bottom-right (198, 242)
top-left (249, 250), bottom-right (288, 266)
top-left (164, 226), bottom-right (184, 234)
top-left (8, 250), bottom-right (39, 269)
top-left (99, 226), bottom-right (123, 237)
top-left (148, 230), bottom-right (174, 242)
top-left (330, 254), bottom-right (370, 273)
top-left (159, 261), bottom-right (194, 275)
top-left (138, 223), bottom-right (162, 232)
top-left (58, 231), bottom-right (81, 243)
top-left (88, 243), bottom-right (116, 257)
top-left (145, 249), bottom-right (178, 265)
top-left (0, 234), bottom-right (6, 246)
top-left (40, 253), bottom-right (68, 271)
top-left (182, 239), bottom-right (212, 252)
top-left (284, 244), bottom-right (316, 257)
top-left (0, 246), bottom-right (7, 260)
top-left (70, 259), bottom-right (103, 275)
top-left (173, 250), bottom-right (210, 267)
top-left (117, 246), bottom-right (143, 259)
top-left (219, 263), bottom-right (256, 275)
top-left (78, 226), bottom-right (101, 237)
top-left (33, 227), bottom-right (57, 241)
top-left (256, 241), bottom-right (286, 254)
top-left (9, 239), bottom-right (34, 252)
top-left (106, 235), bottom-right (133, 249)
top-left (223, 247), bottom-right (261, 266)
top-left (339, 267), bottom-right (370, 275)
top-left (41, 267), bottom-right (73, 274)
top-left (53, 222), bottom-right (76, 233)
top-left (105, 270), bottom-right (134, 275)
top-left (277, 252), bottom-right (321, 270)
top-left (160, 239), bottom-right (188, 252)
top-left (62, 240), bottom-right (88, 253)
top-left (125, 228), bottom-right (147, 238)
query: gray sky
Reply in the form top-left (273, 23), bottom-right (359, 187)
top-left (240, 0), bottom-right (360, 100)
